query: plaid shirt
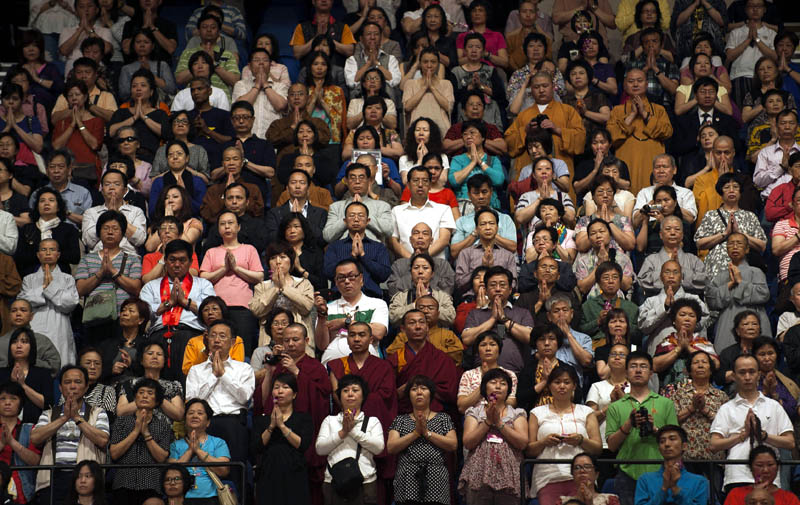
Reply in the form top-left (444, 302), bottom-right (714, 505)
top-left (626, 56), bottom-right (679, 107)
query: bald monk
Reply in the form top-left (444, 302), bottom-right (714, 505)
top-left (608, 69), bottom-right (673, 194)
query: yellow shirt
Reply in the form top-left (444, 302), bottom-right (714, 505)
top-left (182, 335), bottom-right (246, 375)
top-left (387, 326), bottom-right (463, 367)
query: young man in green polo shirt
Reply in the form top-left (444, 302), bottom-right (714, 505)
top-left (606, 350), bottom-right (678, 505)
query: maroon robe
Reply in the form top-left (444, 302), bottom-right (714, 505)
top-left (386, 342), bottom-right (461, 414)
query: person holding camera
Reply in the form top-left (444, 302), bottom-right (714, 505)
top-left (606, 351), bottom-right (678, 505)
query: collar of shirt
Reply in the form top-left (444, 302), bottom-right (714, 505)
top-left (733, 391), bottom-right (767, 406)
top-left (771, 142), bottom-right (800, 155)
top-left (405, 199), bottom-right (434, 210)
top-left (698, 108), bottom-right (713, 123)
top-left (622, 390), bottom-right (659, 403)
top-left (336, 293), bottom-right (365, 310)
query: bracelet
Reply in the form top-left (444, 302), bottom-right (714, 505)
top-left (78, 125), bottom-right (86, 131)
top-left (620, 426), bottom-right (631, 435)
top-left (143, 435), bottom-right (153, 442)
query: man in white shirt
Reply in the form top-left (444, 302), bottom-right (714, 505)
top-left (725, 0), bottom-right (777, 86)
top-left (231, 48), bottom-right (288, 138)
top-left (390, 166), bottom-right (456, 260)
top-left (636, 217), bottom-right (706, 297)
top-left (186, 319), bottom-right (254, 497)
top-left (754, 109), bottom-right (800, 200)
top-left (58, 0), bottom-right (113, 74)
top-left (314, 258), bottom-right (388, 365)
top-left (632, 154), bottom-right (698, 228)
top-left (81, 169), bottom-right (146, 255)
top-left (344, 23), bottom-right (401, 94)
top-left (710, 354), bottom-right (794, 491)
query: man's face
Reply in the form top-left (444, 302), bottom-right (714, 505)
top-left (532, 230), bottom-right (556, 255)
top-left (409, 223), bottom-right (433, 252)
top-left (314, 0), bottom-right (332, 11)
top-left (249, 52), bottom-right (270, 76)
top-left (207, 324), bottom-right (233, 358)
top-left (82, 44), bottom-right (103, 63)
top-left (9, 301), bottom-right (32, 328)
top-left (101, 172), bottom-right (125, 202)
top-left (660, 218), bottom-right (682, 248)
top-left (657, 431), bottom-right (686, 460)
top-left (415, 298), bottom-right (439, 327)
top-left (231, 108), bottom-right (255, 135)
top-left (0, 136), bottom-right (16, 159)
top-left (73, 65), bottom-right (98, 88)
top-left (536, 257), bottom-right (559, 285)
top-left (712, 139), bottom-right (735, 166)
top-left (695, 84), bottom-right (717, 109)
top-left (778, 113), bottom-right (798, 140)
top-left (408, 169), bottom-right (431, 200)
top-left (47, 155), bottom-right (70, 185)
top-left (224, 186), bottom-right (247, 215)
top-left (361, 25), bottom-right (381, 49)
top-left (293, 155), bottom-right (315, 177)
top-left (530, 76), bottom-right (554, 104)
top-left (287, 172), bottom-right (310, 199)
top-left (346, 167), bottom-right (370, 195)
top-left (468, 183), bottom-right (492, 208)
top-left (76, 0), bottom-right (98, 20)
top-left (190, 81), bottom-right (211, 105)
top-left (334, 263), bottom-right (363, 298)
top-left (641, 33), bottom-right (662, 54)
top-left (464, 95), bottom-right (484, 119)
top-left (652, 157), bottom-right (676, 184)
top-left (746, 489), bottom-right (775, 505)
top-left (624, 70), bottom-right (646, 96)
top-left (403, 312), bottom-right (428, 342)
top-left (660, 261), bottom-right (681, 292)
top-left (199, 18), bottom-right (220, 42)
top-left (733, 356), bottom-right (759, 392)
top-left (485, 273), bottom-right (511, 303)
top-left (727, 233), bottom-right (749, 263)
top-left (547, 300), bottom-right (572, 326)
top-left (626, 357), bottom-right (652, 385)
top-left (134, 386), bottom-right (157, 409)
top-left (346, 324), bottom-right (372, 353)
top-left (60, 369), bottom-right (88, 400)
top-left (165, 250), bottom-right (191, 279)
top-left (283, 326), bottom-right (307, 357)
top-left (476, 212), bottom-right (498, 241)
top-left (222, 149), bottom-right (243, 177)
top-left (36, 239), bottom-right (60, 266)
top-left (344, 204), bottom-right (368, 234)
top-left (288, 85), bottom-right (308, 109)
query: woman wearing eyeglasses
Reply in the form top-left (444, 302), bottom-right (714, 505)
top-left (150, 111), bottom-right (210, 182)
top-left (556, 453), bottom-right (621, 505)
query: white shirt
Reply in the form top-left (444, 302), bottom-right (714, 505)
top-left (140, 276), bottom-right (217, 331)
top-left (398, 153), bottom-right (449, 176)
top-left (81, 204), bottom-right (147, 255)
top-left (391, 199), bottom-right (456, 260)
top-left (710, 392), bottom-right (793, 487)
top-left (344, 49), bottom-right (401, 89)
top-left (186, 356), bottom-right (255, 415)
top-left (58, 21), bottom-right (113, 75)
top-left (586, 380), bottom-right (631, 448)
top-left (320, 293), bottom-right (387, 365)
top-left (754, 142), bottom-right (800, 199)
top-left (231, 75), bottom-right (289, 139)
top-left (170, 86), bottom-right (231, 112)
top-left (315, 412), bottom-right (384, 483)
top-left (778, 311), bottom-right (800, 338)
top-left (633, 183), bottom-right (698, 220)
top-left (0, 210), bottom-right (17, 256)
top-left (726, 25), bottom-right (777, 80)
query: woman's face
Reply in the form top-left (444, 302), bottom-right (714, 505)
top-left (310, 56), bottom-right (328, 79)
top-left (751, 453), bottom-right (779, 485)
top-left (80, 352), bottom-right (102, 382)
top-left (588, 223), bottom-right (610, 249)
top-left (66, 86), bottom-right (86, 109)
top-left (22, 43), bottom-right (41, 63)
top-left (569, 66), bottom-right (588, 89)
top-left (471, 274), bottom-right (485, 295)
top-left (133, 33), bottom-right (154, 57)
top-left (117, 129), bottom-right (139, 156)
top-left (134, 386), bottom-right (157, 409)
top-left (119, 302), bottom-right (142, 329)
top-left (689, 353), bottom-right (712, 381)
top-left (757, 59), bottom-right (777, 84)
top-left (167, 145), bottom-right (188, 170)
top-left (526, 40), bottom-right (545, 63)
top-left (130, 76), bottom-right (152, 101)
top-left (533, 160), bottom-right (553, 184)
top-left (694, 40), bottom-right (712, 57)
top-left (297, 124), bottom-right (314, 145)
top-left (141, 344), bottom-right (165, 371)
top-left (10, 74), bottom-right (29, 95)
top-left (721, 181), bottom-right (741, 204)
top-left (693, 55), bottom-right (712, 77)
top-left (410, 257), bottom-right (433, 285)
top-left (674, 307), bottom-right (698, 333)
top-left (38, 193), bottom-right (58, 218)
top-left (462, 126), bottom-right (484, 149)
top-left (699, 127), bottom-right (719, 150)
top-left (470, 5), bottom-right (487, 25)
top-left (191, 57), bottom-right (211, 77)
top-left (608, 315), bottom-right (628, 339)
top-left (201, 302), bottom-right (223, 326)
top-left (164, 188), bottom-right (184, 213)
top-left (414, 37), bottom-right (430, 56)
top-left (272, 380), bottom-right (296, 406)
top-left (484, 377), bottom-right (509, 402)
top-left (270, 313), bottom-right (291, 339)
top-left (548, 373), bottom-right (575, 399)
top-left (593, 182), bottom-right (615, 207)
top-left (608, 345), bottom-right (628, 370)
top-left (10, 334), bottom-right (30, 361)
top-left (581, 37), bottom-right (599, 59)
top-left (75, 466), bottom-right (95, 497)
top-left (591, 134), bottom-right (610, 155)
top-left (478, 337), bottom-right (499, 363)
top-left (284, 218), bottom-right (305, 243)
top-left (639, 2), bottom-right (658, 25)
top-left (654, 190), bottom-right (677, 216)
top-left (765, 94), bottom-right (786, 115)
top-left (535, 333), bottom-right (558, 359)
top-left (420, 52), bottom-right (439, 74)
top-left (185, 402), bottom-right (210, 431)
top-left (2, 94), bottom-right (21, 112)
top-left (572, 455), bottom-right (599, 485)
top-left (356, 130), bottom-right (377, 149)
top-left (600, 164), bottom-right (620, 180)
top-left (163, 469), bottom-right (184, 498)
top-left (363, 71), bottom-right (381, 93)
top-left (755, 344), bottom-right (778, 372)
top-left (464, 38), bottom-right (484, 62)
top-left (217, 212), bottom-right (240, 240)
top-left (269, 252), bottom-right (292, 275)
top-left (538, 204), bottom-right (559, 224)
top-left (340, 384), bottom-right (364, 411)
top-left (256, 36), bottom-right (273, 54)
top-left (424, 9), bottom-right (442, 31)
top-left (409, 383), bottom-right (431, 409)
top-left (527, 141), bottom-right (547, 159)
top-left (172, 113), bottom-right (190, 138)
top-left (414, 120), bottom-right (431, 144)
top-left (423, 159), bottom-right (443, 184)
top-left (314, 39), bottom-right (331, 56)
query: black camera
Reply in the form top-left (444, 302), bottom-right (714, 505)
top-left (631, 406), bottom-right (654, 438)
top-left (264, 353), bottom-right (282, 366)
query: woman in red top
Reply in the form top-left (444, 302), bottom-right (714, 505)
top-left (723, 446), bottom-right (800, 505)
top-left (51, 79), bottom-right (104, 181)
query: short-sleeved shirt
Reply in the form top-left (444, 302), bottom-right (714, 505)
top-left (726, 25), bottom-right (777, 80)
top-left (458, 366), bottom-right (518, 403)
top-left (772, 216), bottom-right (800, 280)
top-left (35, 404), bottom-right (110, 465)
top-left (169, 435), bottom-right (230, 498)
top-left (321, 293), bottom-right (388, 365)
top-left (110, 414), bottom-right (173, 491)
top-left (199, 244), bottom-right (263, 308)
top-left (455, 29), bottom-right (507, 65)
top-left (75, 250), bottom-right (142, 311)
top-left (53, 86), bottom-right (117, 116)
top-left (175, 46), bottom-right (240, 98)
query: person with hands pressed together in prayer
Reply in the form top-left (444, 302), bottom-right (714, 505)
top-left (573, 221), bottom-right (635, 298)
top-left (108, 70), bottom-right (167, 164)
top-left (82, 170), bottom-right (147, 256)
top-left (403, 47), bottom-right (454, 136)
top-left (637, 216), bottom-right (706, 296)
top-left (516, 324), bottom-right (574, 411)
top-left (754, 108), bottom-right (800, 200)
top-left (451, 173), bottom-right (517, 258)
top-left (388, 255), bottom-right (456, 327)
top-left (0, 381), bottom-right (42, 504)
top-left (232, 48), bottom-right (288, 137)
top-left (324, 162), bottom-right (393, 244)
top-left (51, 79), bottom-right (104, 177)
top-left (575, 174), bottom-right (635, 256)
top-left (515, 157), bottom-right (577, 232)
top-left (200, 146), bottom-right (265, 223)
top-left (168, 398), bottom-right (231, 503)
top-left (387, 221), bottom-right (456, 297)
top-left (267, 83), bottom-right (332, 153)
top-left (0, 328), bottom-right (54, 424)
top-left (632, 154), bottom-right (698, 231)
top-left (455, 208), bottom-right (517, 290)
top-left (142, 217), bottom-right (200, 284)
top-left (579, 262), bottom-right (639, 349)
top-left (515, 255), bottom-right (574, 324)
top-left (725, 0), bottom-right (778, 105)
top-left (31, 365), bottom-right (110, 505)
top-left (185, 77), bottom-right (234, 169)
top-left (587, 342), bottom-right (631, 452)
top-left (751, 338), bottom-right (800, 422)
top-left (458, 332), bottom-right (519, 413)
top-left (722, 445), bottom-right (800, 505)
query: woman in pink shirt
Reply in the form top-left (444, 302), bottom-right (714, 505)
top-left (200, 210), bottom-right (264, 354)
top-left (456, 0), bottom-right (509, 68)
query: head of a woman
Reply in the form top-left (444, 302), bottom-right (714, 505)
top-left (752, 337), bottom-right (779, 373)
top-left (131, 28), bottom-right (157, 59)
top-left (32, 187), bottom-right (66, 222)
top-left (698, 124), bottom-right (719, 152)
top-left (523, 32), bottom-right (548, 65)
top-left (692, 32), bottom-right (718, 58)
top-left (463, 32), bottom-right (486, 64)
top-left (754, 56), bottom-right (780, 90)
top-left (8, 327), bottom-right (36, 367)
top-left (761, 89), bottom-right (787, 116)
top-left (405, 117), bottom-right (443, 162)
top-left (255, 33), bottom-right (281, 60)
top-left (467, 0), bottom-right (490, 27)
top-left (602, 308), bottom-right (630, 345)
top-left (525, 127), bottom-right (553, 160)
top-left (405, 374), bottom-right (437, 411)
top-left (5, 67), bottom-right (32, 97)
top-left (265, 308), bottom-right (293, 344)
top-left (590, 128), bottom-right (612, 156)
top-left (714, 172), bottom-right (744, 207)
top-left (119, 298), bottom-right (150, 334)
top-left (479, 367), bottom-right (512, 403)
top-left (306, 51), bottom-right (331, 85)
top-left (461, 119), bottom-right (486, 151)
top-left (354, 123), bottom-right (380, 149)
top-left (1, 84), bottom-right (23, 113)
top-left (165, 139), bottom-right (190, 172)
top-left (64, 78), bottom-right (90, 110)
top-left (266, 241), bottom-right (296, 277)
top-left (531, 156), bottom-right (554, 187)
top-left (217, 210), bottom-right (240, 242)
top-left (687, 350), bottom-right (716, 383)
top-left (169, 110), bottom-right (194, 140)
top-left (129, 68), bottom-right (158, 107)
top-left (19, 30), bottom-right (45, 64)
top-left (294, 119), bottom-right (319, 148)
top-left (155, 184), bottom-right (192, 223)
top-left (337, 374), bottom-right (369, 413)
top-left (407, 31), bottom-right (431, 63)
top-left (410, 253), bottom-right (435, 286)
top-left (272, 372), bottom-right (298, 407)
top-left (133, 377), bottom-right (163, 410)
top-left (546, 365), bottom-right (579, 400)
top-left (69, 461), bottom-right (105, 504)
top-left (532, 323), bottom-right (563, 360)
top-left (571, 453), bottom-right (599, 487)
top-left (748, 445), bottom-right (780, 485)
top-left (184, 398), bottom-right (213, 433)
top-left (199, 296), bottom-right (229, 327)
top-left (137, 340), bottom-right (167, 375)
top-left (474, 331), bottom-right (502, 365)
top-left (279, 212), bottom-right (312, 245)
top-left (591, 174), bottom-right (617, 208)
top-left (653, 185), bottom-right (680, 218)
top-left (733, 310), bottom-right (762, 346)
top-left (422, 4), bottom-right (447, 36)
top-left (161, 464), bottom-right (194, 499)
top-left (468, 265), bottom-right (489, 296)
top-left (587, 218), bottom-right (611, 250)
top-left (635, 0), bottom-right (662, 28)
top-left (360, 67), bottom-right (386, 97)
top-left (96, 210), bottom-right (126, 250)
top-left (419, 46), bottom-right (441, 76)
top-left (115, 125), bottom-right (139, 158)
top-left (310, 34), bottom-right (334, 57)
top-left (78, 347), bottom-right (103, 384)
top-left (566, 59), bottom-right (593, 91)
top-left (669, 299), bottom-right (702, 335)
top-left (578, 30), bottom-right (605, 61)
top-left (689, 52), bottom-right (713, 79)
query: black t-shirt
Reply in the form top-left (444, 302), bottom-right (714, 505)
top-left (122, 17), bottom-right (178, 63)
top-left (1, 192), bottom-right (30, 216)
top-left (109, 108), bottom-right (169, 163)
top-left (188, 107), bottom-right (235, 169)
top-left (573, 158), bottom-right (631, 202)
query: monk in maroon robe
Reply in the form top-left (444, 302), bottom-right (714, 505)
top-left (386, 310), bottom-right (461, 414)
top-left (257, 323), bottom-right (331, 505)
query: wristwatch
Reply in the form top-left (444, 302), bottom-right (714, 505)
top-left (164, 300), bottom-right (171, 309)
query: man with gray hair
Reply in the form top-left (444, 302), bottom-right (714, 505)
top-left (545, 291), bottom-right (593, 383)
top-left (637, 215), bottom-right (706, 297)
top-left (632, 153), bottom-right (697, 228)
top-left (323, 161), bottom-right (393, 243)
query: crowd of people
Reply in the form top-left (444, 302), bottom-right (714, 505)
top-left (0, 0), bottom-right (799, 504)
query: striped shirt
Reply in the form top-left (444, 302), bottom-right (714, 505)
top-left (35, 404), bottom-right (110, 465)
top-left (75, 250), bottom-right (142, 311)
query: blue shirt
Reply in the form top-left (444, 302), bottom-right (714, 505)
top-left (635, 465), bottom-right (709, 505)
top-left (323, 236), bottom-right (391, 299)
top-left (555, 329), bottom-right (594, 386)
top-left (169, 435), bottom-right (230, 498)
top-left (783, 62), bottom-right (800, 110)
top-left (149, 175), bottom-right (207, 220)
top-left (448, 153), bottom-right (505, 208)
top-left (31, 183), bottom-right (92, 229)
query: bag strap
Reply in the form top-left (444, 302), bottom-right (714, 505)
top-left (353, 415), bottom-right (369, 462)
top-left (119, 252), bottom-right (129, 275)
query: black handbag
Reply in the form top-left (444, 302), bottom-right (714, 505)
top-left (327, 415), bottom-right (370, 498)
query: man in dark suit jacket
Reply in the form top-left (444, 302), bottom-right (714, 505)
top-left (264, 168), bottom-right (327, 249)
top-left (202, 182), bottom-right (269, 255)
top-left (671, 77), bottom-right (742, 182)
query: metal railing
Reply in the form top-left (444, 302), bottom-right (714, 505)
top-left (518, 458), bottom-right (800, 505)
top-left (8, 461), bottom-right (245, 505)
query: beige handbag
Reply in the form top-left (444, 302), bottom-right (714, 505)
top-left (206, 467), bottom-right (237, 505)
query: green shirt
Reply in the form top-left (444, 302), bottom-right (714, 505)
top-left (176, 45), bottom-right (240, 99)
top-left (605, 391), bottom-right (678, 480)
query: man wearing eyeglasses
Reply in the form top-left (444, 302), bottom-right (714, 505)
top-left (231, 48), bottom-right (288, 139)
top-left (323, 162), bottom-right (393, 243)
top-left (314, 258), bottom-right (388, 365)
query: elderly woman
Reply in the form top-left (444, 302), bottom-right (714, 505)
top-left (587, 342), bottom-right (630, 453)
top-left (458, 332), bottom-right (519, 413)
top-left (51, 79), bottom-right (104, 180)
top-left (451, 32), bottom-right (507, 130)
top-left (522, 203), bottom-right (577, 265)
top-left (390, 253), bottom-right (455, 327)
top-left (635, 186), bottom-right (695, 256)
top-left (460, 368), bottom-right (528, 505)
top-left (742, 57), bottom-right (794, 125)
top-left (252, 373), bottom-right (313, 505)
top-left (109, 126), bottom-right (153, 198)
top-left (753, 337), bottom-right (800, 421)
top-left (608, 69), bottom-right (673, 193)
top-left (75, 347), bottom-right (118, 418)
top-left (652, 299), bottom-right (719, 395)
top-left (403, 47), bottom-right (454, 136)
top-left (772, 186), bottom-right (800, 286)
top-left (706, 232), bottom-right (771, 354)
top-left (573, 219), bottom-right (635, 297)
top-left (150, 111), bottom-right (210, 181)
top-left (695, 172), bottom-right (766, 279)
top-left (109, 379), bottom-right (173, 505)
top-left (716, 310), bottom-right (762, 390)
top-left (169, 398), bottom-right (231, 503)
top-left (562, 59), bottom-right (611, 134)
top-left (316, 374), bottom-right (385, 505)
top-left (249, 242), bottom-right (315, 346)
top-left (387, 374), bottom-right (457, 505)
top-left (250, 308), bottom-right (294, 382)
top-left (116, 339), bottom-right (184, 422)
top-left (746, 90), bottom-right (793, 162)
top-left (583, 159), bottom-right (635, 220)
top-left (593, 309), bottom-right (631, 376)
top-left (671, 350), bottom-right (727, 475)
top-left (74, 210), bottom-right (142, 346)
top-left (108, 69), bottom-right (168, 163)
top-left (557, 453), bottom-right (621, 505)
top-left (0, 328), bottom-right (53, 423)
top-left (575, 175), bottom-right (635, 255)
top-left (98, 297), bottom-right (149, 385)
top-left (722, 446), bottom-right (798, 505)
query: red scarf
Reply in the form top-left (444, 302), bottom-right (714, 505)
top-left (160, 275), bottom-right (193, 366)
